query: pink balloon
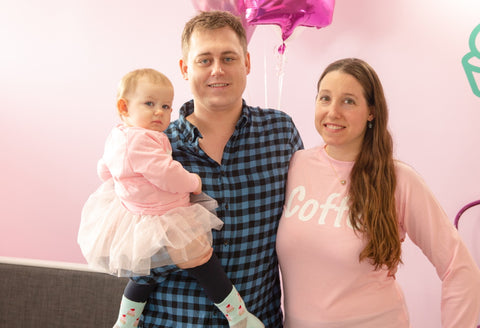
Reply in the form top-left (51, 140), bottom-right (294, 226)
top-left (245, 0), bottom-right (335, 49)
top-left (191, 0), bottom-right (256, 44)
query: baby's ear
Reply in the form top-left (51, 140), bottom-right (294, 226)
top-left (117, 98), bottom-right (128, 117)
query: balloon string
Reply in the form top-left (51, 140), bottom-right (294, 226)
top-left (276, 46), bottom-right (287, 110)
top-left (263, 42), bottom-right (268, 108)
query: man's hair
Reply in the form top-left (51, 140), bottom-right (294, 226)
top-left (181, 10), bottom-right (248, 60)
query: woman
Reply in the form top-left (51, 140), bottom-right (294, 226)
top-left (277, 58), bottom-right (480, 327)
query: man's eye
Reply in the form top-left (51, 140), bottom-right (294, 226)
top-left (198, 58), bottom-right (210, 65)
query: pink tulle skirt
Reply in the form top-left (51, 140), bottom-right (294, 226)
top-left (77, 179), bottom-right (224, 277)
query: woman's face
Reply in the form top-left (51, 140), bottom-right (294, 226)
top-left (315, 70), bottom-right (374, 160)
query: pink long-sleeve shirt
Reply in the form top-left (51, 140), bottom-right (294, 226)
top-left (97, 125), bottom-right (200, 215)
top-left (277, 146), bottom-right (480, 328)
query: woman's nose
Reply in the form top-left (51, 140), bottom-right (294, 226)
top-left (327, 102), bottom-right (341, 117)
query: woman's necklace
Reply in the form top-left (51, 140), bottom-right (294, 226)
top-left (324, 145), bottom-right (347, 185)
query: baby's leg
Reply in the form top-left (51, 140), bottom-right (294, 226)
top-left (168, 235), bottom-right (264, 328)
top-left (168, 233), bottom-right (214, 269)
top-left (113, 280), bottom-right (155, 328)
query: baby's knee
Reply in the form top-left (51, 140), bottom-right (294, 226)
top-left (176, 246), bottom-right (213, 269)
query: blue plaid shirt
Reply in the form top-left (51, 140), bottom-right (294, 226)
top-left (134, 100), bottom-right (303, 327)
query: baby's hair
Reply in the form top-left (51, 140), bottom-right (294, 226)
top-left (117, 68), bottom-right (172, 101)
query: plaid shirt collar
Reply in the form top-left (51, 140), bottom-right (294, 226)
top-left (175, 99), bottom-right (250, 143)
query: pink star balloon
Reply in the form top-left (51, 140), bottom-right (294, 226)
top-left (245, 0), bottom-right (335, 53)
top-left (191, 0), bottom-right (256, 43)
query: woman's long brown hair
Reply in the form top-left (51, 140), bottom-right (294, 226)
top-left (317, 58), bottom-right (401, 271)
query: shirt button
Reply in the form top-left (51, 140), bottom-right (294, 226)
top-left (224, 240), bottom-right (229, 246)
top-left (225, 203), bottom-right (229, 209)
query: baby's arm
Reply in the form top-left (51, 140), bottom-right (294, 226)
top-left (192, 174), bottom-right (202, 195)
top-left (128, 131), bottom-right (200, 194)
top-left (97, 158), bottom-right (112, 181)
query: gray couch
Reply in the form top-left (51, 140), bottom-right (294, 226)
top-left (0, 257), bottom-right (128, 327)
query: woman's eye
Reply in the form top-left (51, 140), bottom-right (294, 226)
top-left (318, 95), bottom-right (330, 102)
top-left (344, 98), bottom-right (355, 105)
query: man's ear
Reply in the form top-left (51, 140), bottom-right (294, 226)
top-left (245, 52), bottom-right (251, 75)
top-left (117, 98), bottom-right (128, 117)
top-left (179, 58), bottom-right (188, 80)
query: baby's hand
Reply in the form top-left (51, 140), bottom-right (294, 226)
top-left (192, 174), bottom-right (202, 195)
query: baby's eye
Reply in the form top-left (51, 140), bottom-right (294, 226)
top-left (162, 104), bottom-right (171, 110)
top-left (145, 101), bottom-right (154, 107)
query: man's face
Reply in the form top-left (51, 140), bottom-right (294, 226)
top-left (180, 27), bottom-right (250, 114)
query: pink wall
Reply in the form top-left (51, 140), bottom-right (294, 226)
top-left (1, 0), bottom-right (479, 326)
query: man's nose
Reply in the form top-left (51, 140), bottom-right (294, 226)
top-left (211, 61), bottom-right (224, 75)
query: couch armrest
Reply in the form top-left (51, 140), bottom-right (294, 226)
top-left (0, 257), bottom-right (128, 327)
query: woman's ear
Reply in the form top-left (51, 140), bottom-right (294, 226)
top-left (368, 107), bottom-right (375, 121)
top-left (117, 98), bottom-right (128, 117)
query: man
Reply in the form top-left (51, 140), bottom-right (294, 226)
top-left (135, 10), bottom-right (303, 327)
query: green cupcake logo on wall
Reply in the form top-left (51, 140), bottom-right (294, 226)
top-left (462, 24), bottom-right (480, 98)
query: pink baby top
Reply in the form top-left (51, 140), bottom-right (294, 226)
top-left (277, 146), bottom-right (480, 328)
top-left (97, 124), bottom-right (200, 215)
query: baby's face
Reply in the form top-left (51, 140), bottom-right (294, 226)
top-left (123, 79), bottom-right (173, 132)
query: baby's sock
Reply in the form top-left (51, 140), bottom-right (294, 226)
top-left (112, 295), bottom-right (143, 328)
top-left (187, 253), bottom-right (264, 328)
top-left (113, 280), bottom-right (154, 328)
top-left (215, 286), bottom-right (264, 328)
